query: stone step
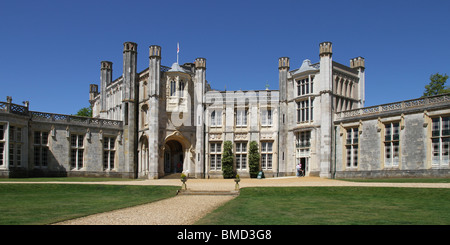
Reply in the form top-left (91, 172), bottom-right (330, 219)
top-left (177, 189), bottom-right (240, 196)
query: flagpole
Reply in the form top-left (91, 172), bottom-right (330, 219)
top-left (177, 42), bottom-right (179, 64)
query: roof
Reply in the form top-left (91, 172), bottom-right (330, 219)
top-left (168, 62), bottom-right (188, 73)
top-left (292, 59), bottom-right (318, 75)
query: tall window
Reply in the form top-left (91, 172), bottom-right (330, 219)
top-left (384, 122), bottom-right (400, 167)
top-left (210, 142), bottom-right (222, 170)
top-left (296, 131), bottom-right (311, 157)
top-left (431, 116), bottom-right (450, 166)
top-left (296, 99), bottom-right (314, 123)
top-left (9, 126), bottom-right (22, 167)
top-left (210, 110), bottom-right (222, 127)
top-left (0, 124), bottom-right (5, 166)
top-left (34, 131), bottom-right (49, 167)
top-left (235, 142), bottom-right (247, 170)
top-left (179, 80), bottom-right (185, 97)
top-left (103, 137), bottom-right (116, 170)
top-left (261, 142), bottom-right (273, 170)
top-left (345, 128), bottom-right (359, 168)
top-left (236, 109), bottom-right (247, 126)
top-left (261, 109), bottom-right (272, 126)
top-left (70, 134), bottom-right (84, 170)
top-left (170, 81), bottom-right (176, 96)
top-left (297, 76), bottom-right (314, 96)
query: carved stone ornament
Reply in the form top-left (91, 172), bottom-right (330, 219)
top-left (209, 133), bottom-right (222, 140)
top-left (235, 133), bottom-right (247, 140)
top-left (260, 133), bottom-right (273, 140)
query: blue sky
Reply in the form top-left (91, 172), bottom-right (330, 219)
top-left (1, 0), bottom-right (449, 115)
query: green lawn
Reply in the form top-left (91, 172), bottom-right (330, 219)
top-left (195, 187), bottom-right (450, 225)
top-left (0, 177), bottom-right (143, 182)
top-left (0, 184), bottom-right (179, 225)
top-left (340, 178), bottom-right (450, 183)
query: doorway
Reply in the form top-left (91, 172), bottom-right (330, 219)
top-left (298, 157), bottom-right (309, 176)
top-left (164, 140), bottom-right (183, 174)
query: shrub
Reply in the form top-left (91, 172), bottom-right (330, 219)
top-left (249, 141), bottom-right (260, 178)
top-left (222, 141), bottom-right (235, 178)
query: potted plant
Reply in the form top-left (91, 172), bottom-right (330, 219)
top-left (234, 174), bottom-right (240, 190)
top-left (180, 173), bottom-right (187, 190)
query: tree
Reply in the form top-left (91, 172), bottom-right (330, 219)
top-left (423, 73), bottom-right (450, 97)
top-left (75, 106), bottom-right (93, 117)
top-left (222, 141), bottom-right (235, 178)
top-left (248, 141), bottom-right (260, 178)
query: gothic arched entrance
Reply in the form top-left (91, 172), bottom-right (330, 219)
top-left (138, 135), bottom-right (149, 176)
top-left (164, 140), bottom-right (183, 174)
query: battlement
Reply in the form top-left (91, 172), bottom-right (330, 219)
top-left (319, 42), bottom-right (332, 57)
top-left (101, 61), bottom-right (112, 70)
top-left (278, 57), bottom-right (290, 70)
top-left (123, 41), bottom-right (137, 53)
top-left (195, 57), bottom-right (206, 69)
top-left (149, 45), bottom-right (161, 58)
top-left (350, 56), bottom-right (365, 69)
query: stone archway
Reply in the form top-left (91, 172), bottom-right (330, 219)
top-left (164, 140), bottom-right (183, 174)
top-left (163, 131), bottom-right (192, 177)
top-left (138, 135), bottom-right (149, 177)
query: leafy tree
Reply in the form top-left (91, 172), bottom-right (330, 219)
top-left (423, 73), bottom-right (450, 97)
top-left (75, 106), bottom-right (93, 117)
top-left (248, 141), bottom-right (260, 178)
top-left (222, 141), bottom-right (235, 178)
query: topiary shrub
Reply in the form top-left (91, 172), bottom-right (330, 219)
top-left (222, 141), bottom-right (235, 178)
top-left (249, 141), bottom-right (260, 178)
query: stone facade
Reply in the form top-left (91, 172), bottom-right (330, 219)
top-left (1, 41), bottom-right (449, 179)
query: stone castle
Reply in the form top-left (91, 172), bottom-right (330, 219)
top-left (1, 42), bottom-right (449, 178)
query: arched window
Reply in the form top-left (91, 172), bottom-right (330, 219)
top-left (170, 81), bottom-right (176, 96)
top-left (179, 80), bottom-right (185, 97)
top-left (211, 111), bottom-right (216, 126)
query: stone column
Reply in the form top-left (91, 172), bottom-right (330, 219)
top-left (319, 42), bottom-right (333, 178)
top-left (122, 42), bottom-right (138, 178)
top-left (148, 45), bottom-right (161, 179)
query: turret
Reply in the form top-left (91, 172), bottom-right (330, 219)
top-left (147, 45), bottom-right (162, 179)
top-left (278, 57), bottom-right (290, 102)
top-left (122, 42), bottom-right (138, 102)
top-left (350, 56), bottom-right (365, 108)
top-left (319, 41), bottom-right (333, 57)
top-left (89, 84), bottom-right (98, 104)
top-left (149, 45), bottom-right (161, 96)
top-left (194, 57), bottom-right (206, 178)
top-left (319, 41), bottom-right (333, 178)
top-left (122, 41), bottom-right (138, 178)
top-left (100, 61), bottom-right (112, 113)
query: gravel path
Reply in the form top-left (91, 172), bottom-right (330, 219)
top-left (42, 176), bottom-right (449, 225)
top-left (56, 195), bottom-right (235, 225)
